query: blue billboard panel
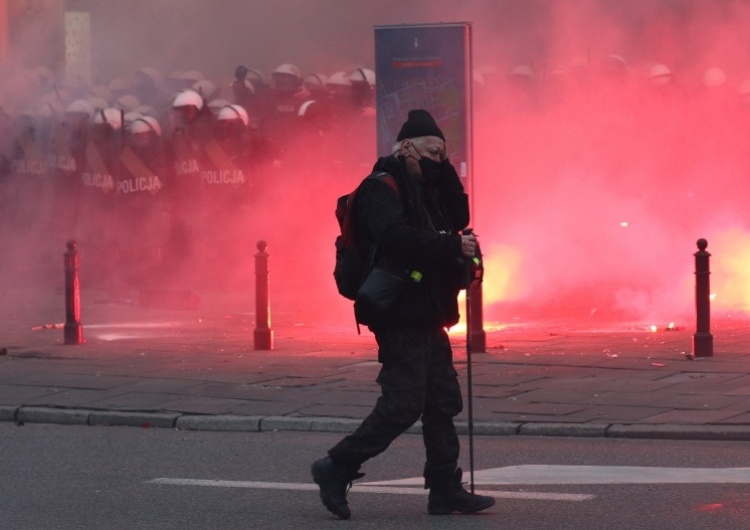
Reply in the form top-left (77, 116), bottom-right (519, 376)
top-left (374, 23), bottom-right (472, 181)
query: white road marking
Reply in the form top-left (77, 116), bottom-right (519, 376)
top-left (147, 478), bottom-right (594, 502)
top-left (365, 465), bottom-right (750, 486)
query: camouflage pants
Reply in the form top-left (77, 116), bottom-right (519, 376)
top-left (328, 323), bottom-right (463, 485)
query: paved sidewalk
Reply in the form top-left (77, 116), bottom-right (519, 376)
top-left (2, 286), bottom-right (750, 441)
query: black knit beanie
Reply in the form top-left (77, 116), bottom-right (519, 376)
top-left (396, 109), bottom-right (445, 141)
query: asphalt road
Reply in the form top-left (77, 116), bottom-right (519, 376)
top-left (0, 423), bottom-right (748, 529)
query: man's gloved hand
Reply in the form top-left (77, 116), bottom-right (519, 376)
top-left (435, 158), bottom-right (465, 194)
top-left (234, 65), bottom-right (248, 82)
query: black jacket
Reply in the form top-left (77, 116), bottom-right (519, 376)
top-left (354, 154), bottom-right (470, 327)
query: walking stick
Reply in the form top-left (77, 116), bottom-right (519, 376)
top-left (462, 229), bottom-right (483, 494)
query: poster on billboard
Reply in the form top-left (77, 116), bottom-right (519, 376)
top-left (374, 23), bottom-right (472, 186)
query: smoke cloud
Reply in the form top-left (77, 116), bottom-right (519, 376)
top-left (2, 0), bottom-right (750, 330)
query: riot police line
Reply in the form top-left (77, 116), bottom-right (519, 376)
top-left (0, 63), bottom-right (378, 287)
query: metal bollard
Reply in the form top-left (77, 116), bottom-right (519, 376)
top-left (468, 280), bottom-right (486, 353)
top-left (463, 228), bottom-right (486, 354)
top-left (63, 239), bottom-right (84, 345)
top-left (253, 240), bottom-right (273, 350)
top-left (692, 238), bottom-right (713, 358)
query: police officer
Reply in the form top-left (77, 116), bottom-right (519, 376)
top-left (76, 107), bottom-right (123, 282)
top-left (257, 63), bottom-right (309, 163)
top-left (8, 109), bottom-right (49, 232)
top-left (114, 115), bottom-right (169, 283)
top-left (165, 88), bottom-right (213, 278)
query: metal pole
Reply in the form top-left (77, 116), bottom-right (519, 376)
top-left (254, 240), bottom-right (273, 350)
top-left (63, 239), bottom-right (84, 345)
top-left (465, 286), bottom-right (475, 494)
top-left (462, 228), bottom-right (478, 494)
top-left (693, 238), bottom-right (713, 357)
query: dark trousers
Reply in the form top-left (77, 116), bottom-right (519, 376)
top-left (328, 323), bottom-right (463, 486)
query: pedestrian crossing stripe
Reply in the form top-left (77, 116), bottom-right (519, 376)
top-left (146, 478), bottom-right (594, 502)
top-left (364, 465), bottom-right (750, 486)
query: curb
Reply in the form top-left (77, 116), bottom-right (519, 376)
top-left (606, 423), bottom-right (750, 441)
top-left (2, 406), bottom-right (750, 442)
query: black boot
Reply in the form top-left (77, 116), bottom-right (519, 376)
top-left (311, 456), bottom-right (365, 520)
top-left (427, 468), bottom-right (495, 515)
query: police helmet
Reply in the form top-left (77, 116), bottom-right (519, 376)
top-left (180, 70), bottom-right (205, 83)
top-left (208, 98), bottom-right (232, 116)
top-left (304, 73), bottom-right (328, 93)
top-left (89, 85), bottom-right (113, 103)
top-left (134, 104), bottom-right (157, 116)
top-left (172, 89), bottom-right (204, 110)
top-left (107, 77), bottom-right (131, 94)
top-left (703, 67), bottom-right (726, 88)
top-left (93, 107), bottom-right (123, 130)
top-left (136, 66), bottom-right (163, 87)
top-left (217, 104), bottom-right (249, 126)
top-left (115, 94), bottom-right (141, 112)
top-left (326, 71), bottom-right (351, 88)
top-left (272, 63), bottom-right (302, 91)
top-left (65, 99), bottom-right (94, 118)
top-left (648, 63), bottom-right (673, 86)
top-left (246, 68), bottom-right (267, 89)
top-left (123, 111), bottom-right (142, 127)
top-left (129, 115), bottom-right (162, 136)
top-left (349, 68), bottom-right (375, 87)
top-left (192, 79), bottom-right (218, 100)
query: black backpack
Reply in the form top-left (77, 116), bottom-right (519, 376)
top-left (334, 171), bottom-right (397, 300)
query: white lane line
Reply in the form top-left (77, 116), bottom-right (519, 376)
top-left (146, 478), bottom-right (594, 502)
top-left (475, 465), bottom-right (750, 485)
top-left (366, 466), bottom-right (750, 486)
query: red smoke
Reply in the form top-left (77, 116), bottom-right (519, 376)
top-left (4, 0), bottom-right (750, 331)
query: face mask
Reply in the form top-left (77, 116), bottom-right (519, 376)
top-left (418, 157), bottom-right (442, 185)
top-left (407, 145), bottom-right (442, 185)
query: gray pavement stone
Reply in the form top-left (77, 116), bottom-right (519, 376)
top-left (260, 416), bottom-right (314, 432)
top-left (84, 392), bottom-right (188, 410)
top-left (471, 386), bottom-right (535, 399)
top-left (159, 396), bottom-right (256, 415)
top-left (0, 405), bottom-right (17, 421)
top-left (17, 406), bottom-right (91, 425)
top-left (508, 388), bottom-right (599, 404)
top-left (22, 388), bottom-right (127, 408)
top-left (553, 405), bottom-right (672, 423)
top-left (5, 372), bottom-right (137, 390)
top-left (608, 423), bottom-right (750, 441)
top-left (114, 378), bottom-right (206, 393)
top-left (715, 411), bottom-right (750, 423)
top-left (308, 417), bottom-right (360, 433)
top-left (635, 409), bottom-right (748, 424)
top-left (0, 384), bottom-right (62, 403)
top-left (488, 401), bottom-right (589, 416)
top-left (645, 394), bottom-right (745, 410)
top-left (296, 403), bottom-right (373, 418)
top-left (176, 414), bottom-right (262, 431)
top-left (456, 421), bottom-right (520, 436)
top-left (583, 390), bottom-right (678, 407)
top-left (229, 400), bottom-right (306, 416)
top-left (519, 422), bottom-right (608, 437)
top-left (89, 411), bottom-right (179, 428)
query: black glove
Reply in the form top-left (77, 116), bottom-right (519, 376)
top-left (436, 158), bottom-right (465, 194)
top-left (234, 65), bottom-right (248, 82)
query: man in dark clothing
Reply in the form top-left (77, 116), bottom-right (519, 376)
top-left (311, 109), bottom-right (495, 519)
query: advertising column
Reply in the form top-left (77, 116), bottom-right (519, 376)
top-left (374, 23), bottom-right (473, 192)
top-left (64, 10), bottom-right (90, 85)
top-left (0, 0), bottom-right (7, 61)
